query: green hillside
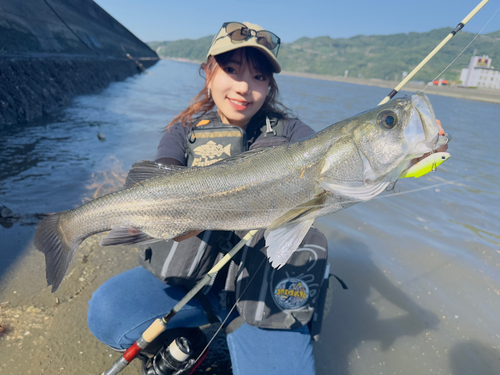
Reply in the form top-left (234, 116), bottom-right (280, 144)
top-left (148, 28), bottom-right (500, 82)
top-left (149, 36), bottom-right (213, 62)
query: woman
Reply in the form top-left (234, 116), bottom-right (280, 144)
top-left (88, 22), bottom-right (327, 375)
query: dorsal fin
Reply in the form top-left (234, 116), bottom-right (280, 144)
top-left (124, 160), bottom-right (187, 189)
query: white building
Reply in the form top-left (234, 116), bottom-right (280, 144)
top-left (460, 55), bottom-right (500, 89)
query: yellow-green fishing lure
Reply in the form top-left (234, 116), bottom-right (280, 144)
top-left (400, 152), bottom-right (451, 178)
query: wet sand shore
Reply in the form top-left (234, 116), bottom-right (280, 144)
top-left (0, 235), bottom-right (231, 375)
top-left (282, 71), bottom-right (500, 104)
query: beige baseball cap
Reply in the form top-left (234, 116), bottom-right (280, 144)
top-left (206, 22), bottom-right (281, 73)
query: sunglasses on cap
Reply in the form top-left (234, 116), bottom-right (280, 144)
top-left (213, 22), bottom-right (281, 57)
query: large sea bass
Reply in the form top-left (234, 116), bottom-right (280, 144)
top-left (35, 93), bottom-right (442, 291)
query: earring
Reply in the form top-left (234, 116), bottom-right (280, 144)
top-left (207, 88), bottom-right (211, 98)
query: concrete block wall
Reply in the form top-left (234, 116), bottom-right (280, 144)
top-left (0, 0), bottom-right (159, 126)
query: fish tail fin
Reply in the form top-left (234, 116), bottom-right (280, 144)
top-left (34, 213), bottom-right (82, 292)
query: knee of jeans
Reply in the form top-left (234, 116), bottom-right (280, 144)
top-left (87, 284), bottom-right (126, 348)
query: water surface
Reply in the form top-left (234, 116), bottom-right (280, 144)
top-left (1, 60), bottom-right (499, 374)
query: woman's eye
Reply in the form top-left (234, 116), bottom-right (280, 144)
top-left (255, 74), bottom-right (266, 81)
top-left (223, 66), bottom-right (236, 74)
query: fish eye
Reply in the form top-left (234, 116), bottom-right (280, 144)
top-left (377, 110), bottom-right (398, 129)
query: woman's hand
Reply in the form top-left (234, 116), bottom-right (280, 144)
top-left (411, 119), bottom-right (448, 164)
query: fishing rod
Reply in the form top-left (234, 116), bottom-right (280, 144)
top-left (381, 0), bottom-right (491, 178)
top-left (102, 229), bottom-right (258, 375)
top-left (378, 0), bottom-right (490, 105)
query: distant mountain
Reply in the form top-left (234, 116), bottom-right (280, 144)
top-left (148, 36), bottom-right (213, 62)
top-left (148, 28), bottom-right (500, 82)
top-left (485, 30), bottom-right (500, 39)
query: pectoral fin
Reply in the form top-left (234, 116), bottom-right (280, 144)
top-left (265, 219), bottom-right (315, 268)
top-left (267, 193), bottom-right (327, 231)
top-left (264, 195), bottom-right (327, 268)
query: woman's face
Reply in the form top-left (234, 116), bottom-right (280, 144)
top-left (208, 50), bottom-right (270, 128)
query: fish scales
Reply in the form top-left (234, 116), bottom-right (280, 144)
top-left (59, 137), bottom-right (328, 243)
top-left (142, 136), bottom-right (330, 233)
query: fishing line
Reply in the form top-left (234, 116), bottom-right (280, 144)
top-left (148, 177), bottom-right (455, 211)
top-left (147, 183), bottom-right (453, 215)
top-left (374, 180), bottom-right (458, 199)
top-left (156, 174), bottom-right (489, 366)
top-left (375, 172), bottom-right (500, 200)
top-left (102, 230), bottom-right (259, 375)
top-left (149, 172), bottom-right (490, 217)
top-left (191, 257), bottom-right (268, 366)
top-left (422, 2), bottom-right (500, 93)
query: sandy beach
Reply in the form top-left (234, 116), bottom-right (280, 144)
top-left (0, 235), bottom-right (144, 374)
top-left (0, 235), bottom-right (232, 375)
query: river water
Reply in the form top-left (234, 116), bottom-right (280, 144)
top-left (1, 59), bottom-right (499, 374)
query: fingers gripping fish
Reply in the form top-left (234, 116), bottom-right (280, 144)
top-left (35, 93), bottom-right (444, 292)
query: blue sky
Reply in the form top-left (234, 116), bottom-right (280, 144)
top-left (95, 0), bottom-right (499, 43)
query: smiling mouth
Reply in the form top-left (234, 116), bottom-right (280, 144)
top-left (228, 98), bottom-right (250, 107)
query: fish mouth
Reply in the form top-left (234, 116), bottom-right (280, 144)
top-left (406, 93), bottom-right (440, 157)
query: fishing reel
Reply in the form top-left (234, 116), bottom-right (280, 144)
top-left (141, 328), bottom-right (207, 375)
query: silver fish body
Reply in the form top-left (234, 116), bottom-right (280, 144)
top-left (35, 93), bottom-right (441, 291)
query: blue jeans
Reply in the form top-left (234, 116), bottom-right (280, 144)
top-left (88, 267), bottom-right (315, 375)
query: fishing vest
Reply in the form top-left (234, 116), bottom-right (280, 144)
top-left (185, 113), bottom-right (286, 167)
top-left (139, 115), bottom-right (331, 339)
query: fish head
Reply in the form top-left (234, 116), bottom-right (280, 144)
top-left (319, 92), bottom-right (440, 201)
top-left (351, 92), bottom-right (440, 183)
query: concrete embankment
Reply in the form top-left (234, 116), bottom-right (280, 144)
top-left (0, 0), bottom-right (159, 127)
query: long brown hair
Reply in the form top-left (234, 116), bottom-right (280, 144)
top-left (166, 47), bottom-right (290, 129)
